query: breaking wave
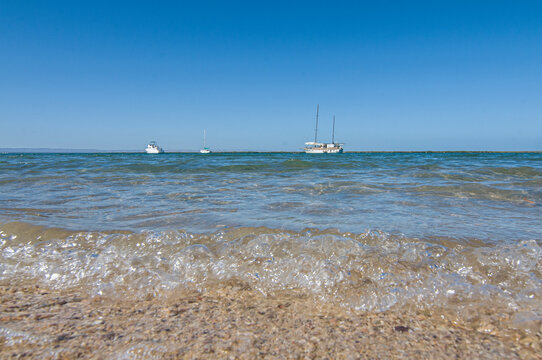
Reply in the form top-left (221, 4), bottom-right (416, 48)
top-left (1, 222), bottom-right (540, 333)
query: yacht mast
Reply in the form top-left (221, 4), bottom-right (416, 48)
top-left (332, 115), bottom-right (335, 144)
top-left (203, 129), bottom-right (206, 148)
top-left (314, 104), bottom-right (319, 143)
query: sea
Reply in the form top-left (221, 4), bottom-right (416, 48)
top-left (0, 152), bottom-right (541, 333)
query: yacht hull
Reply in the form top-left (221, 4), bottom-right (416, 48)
top-left (145, 149), bottom-right (163, 154)
top-left (304, 148), bottom-right (343, 154)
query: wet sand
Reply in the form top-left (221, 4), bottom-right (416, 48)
top-left (1, 283), bottom-right (539, 359)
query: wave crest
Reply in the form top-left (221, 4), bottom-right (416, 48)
top-left (1, 222), bottom-right (541, 332)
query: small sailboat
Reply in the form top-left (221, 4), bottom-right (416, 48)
top-left (199, 129), bottom-right (212, 154)
top-left (304, 105), bottom-right (343, 154)
top-left (145, 141), bottom-right (164, 154)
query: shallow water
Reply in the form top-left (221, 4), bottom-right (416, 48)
top-left (1, 152), bottom-right (541, 239)
top-left (0, 152), bottom-right (541, 332)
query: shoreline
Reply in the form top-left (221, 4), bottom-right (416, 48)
top-left (1, 283), bottom-right (538, 359)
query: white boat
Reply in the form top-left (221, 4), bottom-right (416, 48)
top-left (304, 105), bottom-right (343, 154)
top-left (304, 141), bottom-right (343, 154)
top-left (145, 141), bottom-right (164, 154)
top-left (199, 129), bottom-right (212, 154)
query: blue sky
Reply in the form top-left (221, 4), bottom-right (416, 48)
top-left (1, 0), bottom-right (541, 151)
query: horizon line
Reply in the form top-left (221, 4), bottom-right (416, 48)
top-left (1, 148), bottom-right (541, 154)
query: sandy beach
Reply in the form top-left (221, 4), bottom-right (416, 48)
top-left (1, 282), bottom-right (539, 359)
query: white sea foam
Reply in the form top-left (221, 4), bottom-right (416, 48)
top-left (1, 223), bottom-right (540, 332)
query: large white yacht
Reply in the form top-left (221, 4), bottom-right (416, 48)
top-left (145, 141), bottom-right (164, 154)
top-left (304, 105), bottom-right (343, 154)
top-left (304, 141), bottom-right (344, 154)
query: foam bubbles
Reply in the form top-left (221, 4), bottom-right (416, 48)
top-left (0, 223), bottom-right (540, 332)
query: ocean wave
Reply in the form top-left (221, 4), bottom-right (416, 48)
top-left (477, 166), bottom-right (542, 178)
top-left (1, 222), bottom-right (540, 333)
top-left (408, 183), bottom-right (541, 203)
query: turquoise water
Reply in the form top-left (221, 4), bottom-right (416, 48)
top-left (0, 152), bottom-right (541, 331)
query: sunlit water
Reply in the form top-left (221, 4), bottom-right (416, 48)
top-left (1, 152), bottom-right (541, 332)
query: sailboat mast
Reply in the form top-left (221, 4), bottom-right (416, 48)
top-left (314, 104), bottom-right (319, 143)
top-left (203, 129), bottom-right (206, 148)
top-left (332, 115), bottom-right (335, 144)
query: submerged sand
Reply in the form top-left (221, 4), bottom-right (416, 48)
top-left (0, 283), bottom-right (539, 359)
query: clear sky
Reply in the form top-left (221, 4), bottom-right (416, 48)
top-left (1, 0), bottom-right (541, 151)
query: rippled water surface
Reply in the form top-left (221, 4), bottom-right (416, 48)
top-left (1, 152), bottom-right (541, 239)
top-left (1, 152), bottom-right (541, 331)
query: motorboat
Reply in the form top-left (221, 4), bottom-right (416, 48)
top-left (145, 141), bottom-right (164, 154)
